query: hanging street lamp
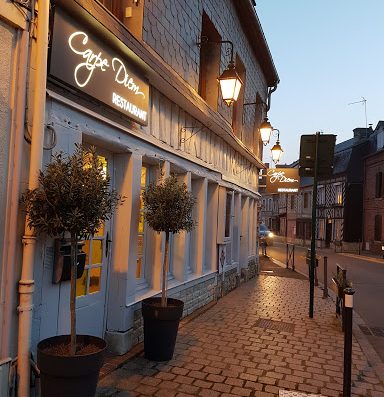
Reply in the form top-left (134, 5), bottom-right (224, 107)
top-left (216, 41), bottom-right (243, 106)
top-left (259, 117), bottom-right (273, 145)
top-left (218, 60), bottom-right (243, 106)
top-left (271, 134), bottom-right (284, 164)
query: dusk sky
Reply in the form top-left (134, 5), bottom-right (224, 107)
top-left (257, 1), bottom-right (384, 165)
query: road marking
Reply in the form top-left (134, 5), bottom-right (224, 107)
top-left (339, 253), bottom-right (384, 264)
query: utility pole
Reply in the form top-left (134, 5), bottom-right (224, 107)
top-left (300, 132), bottom-right (335, 319)
top-left (309, 132), bottom-right (320, 318)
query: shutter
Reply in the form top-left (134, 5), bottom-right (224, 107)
top-left (374, 215), bottom-right (382, 241)
top-left (375, 172), bottom-right (382, 198)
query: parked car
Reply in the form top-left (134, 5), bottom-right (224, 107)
top-left (259, 224), bottom-right (274, 246)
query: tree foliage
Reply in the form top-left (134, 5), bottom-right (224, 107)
top-left (21, 145), bottom-right (122, 239)
top-left (21, 144), bottom-right (122, 354)
top-left (142, 174), bottom-right (196, 234)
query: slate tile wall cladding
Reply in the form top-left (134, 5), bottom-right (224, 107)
top-left (142, 0), bottom-right (268, 148)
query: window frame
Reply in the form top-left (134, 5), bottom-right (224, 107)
top-left (374, 214), bottom-right (382, 241)
top-left (224, 191), bottom-right (233, 239)
top-left (375, 172), bottom-right (383, 198)
top-left (135, 165), bottom-right (151, 290)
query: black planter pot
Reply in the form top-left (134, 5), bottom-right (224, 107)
top-left (37, 335), bottom-right (106, 397)
top-left (142, 297), bottom-right (184, 361)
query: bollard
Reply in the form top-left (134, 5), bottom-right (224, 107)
top-left (292, 245), bottom-right (295, 271)
top-left (286, 244), bottom-right (288, 269)
top-left (286, 244), bottom-right (295, 270)
top-left (323, 256), bottom-right (328, 298)
top-left (343, 288), bottom-right (355, 397)
top-left (314, 258), bottom-right (319, 286)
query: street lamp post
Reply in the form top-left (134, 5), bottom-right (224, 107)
top-left (309, 131), bottom-right (320, 318)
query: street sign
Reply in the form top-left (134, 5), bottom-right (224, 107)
top-left (299, 134), bottom-right (336, 178)
top-left (265, 168), bottom-right (300, 194)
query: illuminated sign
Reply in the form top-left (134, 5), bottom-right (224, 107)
top-left (49, 10), bottom-right (149, 125)
top-left (266, 168), bottom-right (300, 194)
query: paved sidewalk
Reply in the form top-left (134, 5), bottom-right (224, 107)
top-left (97, 260), bottom-right (384, 397)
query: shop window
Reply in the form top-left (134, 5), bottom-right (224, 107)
top-left (290, 195), bottom-right (295, 210)
top-left (98, 0), bottom-right (144, 39)
top-left (198, 12), bottom-right (221, 110)
top-left (224, 191), bottom-right (233, 238)
top-left (304, 192), bottom-right (309, 208)
top-left (375, 172), bottom-right (383, 198)
top-left (374, 214), bottom-right (382, 241)
top-left (232, 55), bottom-right (246, 140)
top-left (318, 219), bottom-right (325, 240)
top-left (136, 166), bottom-right (149, 284)
top-left (334, 219), bottom-right (342, 241)
top-left (76, 155), bottom-right (108, 298)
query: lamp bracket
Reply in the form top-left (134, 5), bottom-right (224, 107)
top-left (272, 128), bottom-right (280, 140)
top-left (196, 37), bottom-right (234, 62)
top-left (179, 123), bottom-right (209, 147)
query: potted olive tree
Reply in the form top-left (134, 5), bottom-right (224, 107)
top-left (21, 145), bottom-right (122, 397)
top-left (141, 174), bottom-right (195, 361)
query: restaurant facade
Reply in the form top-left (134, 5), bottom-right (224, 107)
top-left (0, 0), bottom-right (278, 394)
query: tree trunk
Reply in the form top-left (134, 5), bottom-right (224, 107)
top-left (70, 235), bottom-right (78, 355)
top-left (161, 231), bottom-right (170, 307)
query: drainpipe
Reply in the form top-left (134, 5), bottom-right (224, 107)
top-left (0, 28), bottom-right (30, 358)
top-left (266, 84), bottom-right (277, 112)
top-left (17, 1), bottom-right (50, 396)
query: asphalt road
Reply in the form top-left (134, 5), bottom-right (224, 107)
top-left (263, 240), bottom-right (384, 362)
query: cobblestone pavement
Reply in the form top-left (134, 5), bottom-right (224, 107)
top-left (97, 273), bottom-right (384, 397)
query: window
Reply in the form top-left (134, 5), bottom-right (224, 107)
top-left (98, 0), bottom-right (144, 39)
top-left (374, 215), bottom-right (382, 241)
top-left (198, 12), bottom-right (221, 110)
top-left (290, 195), bottom-right (295, 210)
top-left (224, 192), bottom-right (233, 238)
top-left (318, 219), bottom-right (324, 239)
top-left (334, 219), bottom-right (342, 241)
top-left (76, 155), bottom-right (108, 297)
top-left (253, 95), bottom-right (264, 157)
top-left (318, 186), bottom-right (325, 205)
top-left (335, 184), bottom-right (343, 204)
top-left (232, 55), bottom-right (246, 140)
top-left (136, 166), bottom-right (148, 282)
top-left (375, 172), bottom-right (383, 198)
top-left (98, 0), bottom-right (123, 19)
top-left (377, 131), bottom-right (384, 150)
top-left (304, 192), bottom-right (309, 208)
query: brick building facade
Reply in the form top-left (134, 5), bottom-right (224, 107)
top-left (363, 122), bottom-right (384, 254)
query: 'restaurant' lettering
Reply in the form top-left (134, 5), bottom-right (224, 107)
top-left (112, 93), bottom-right (147, 121)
